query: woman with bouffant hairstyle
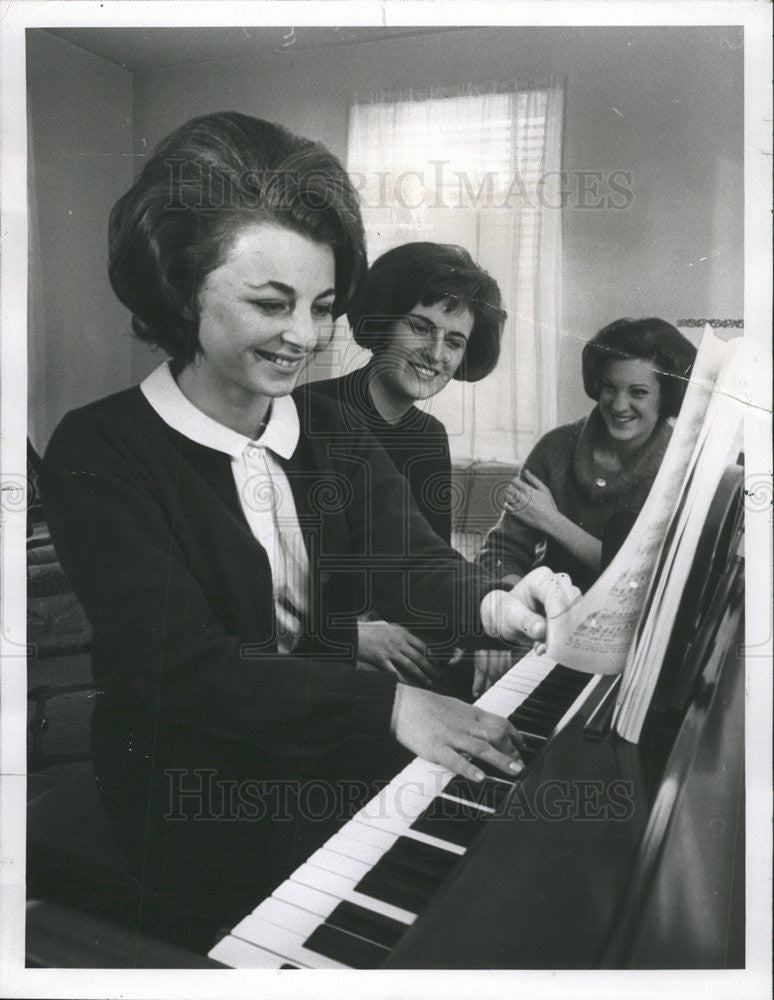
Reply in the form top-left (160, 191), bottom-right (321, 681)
top-left (108, 112), bottom-right (367, 360)
top-left (41, 112), bottom-right (573, 952)
top-left (346, 241), bottom-right (505, 384)
top-left (479, 317), bottom-right (696, 597)
top-left (309, 244), bottom-right (506, 688)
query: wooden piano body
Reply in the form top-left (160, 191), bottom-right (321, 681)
top-left (388, 581), bottom-right (744, 968)
top-left (388, 464), bottom-right (746, 969)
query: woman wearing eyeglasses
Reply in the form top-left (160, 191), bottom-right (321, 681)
top-left (308, 243), bottom-right (506, 690)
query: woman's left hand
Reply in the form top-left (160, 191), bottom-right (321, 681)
top-left (357, 620), bottom-right (443, 687)
top-left (504, 470), bottom-right (558, 533)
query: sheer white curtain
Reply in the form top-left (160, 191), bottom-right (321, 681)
top-left (345, 80), bottom-right (564, 463)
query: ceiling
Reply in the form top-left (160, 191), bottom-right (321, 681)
top-left (43, 25), bottom-right (466, 73)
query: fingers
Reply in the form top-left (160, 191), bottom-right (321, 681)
top-left (401, 644), bottom-right (442, 684)
top-left (396, 636), bottom-right (442, 684)
top-left (393, 652), bottom-right (441, 687)
top-left (472, 651), bottom-right (489, 700)
top-left (442, 750), bottom-right (492, 784)
top-left (455, 717), bottom-right (526, 779)
top-left (404, 631), bottom-right (430, 657)
top-left (358, 657), bottom-right (402, 679)
top-left (467, 742), bottom-right (525, 779)
top-left (504, 483), bottom-right (527, 511)
top-left (464, 709), bottom-right (526, 759)
top-left (472, 648), bottom-right (512, 699)
top-left (441, 728), bottom-right (525, 782)
top-left (522, 469), bottom-right (547, 491)
top-left (391, 687), bottom-right (529, 785)
top-left (489, 586), bottom-right (546, 644)
top-left (536, 570), bottom-right (581, 619)
top-left (497, 569), bottom-right (580, 644)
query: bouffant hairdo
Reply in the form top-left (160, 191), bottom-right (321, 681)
top-left (582, 317), bottom-right (697, 418)
top-left (108, 111), bottom-right (367, 362)
top-left (346, 242), bottom-right (507, 382)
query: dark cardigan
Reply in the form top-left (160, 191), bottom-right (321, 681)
top-left (477, 408), bottom-right (673, 592)
top-left (305, 364), bottom-right (454, 544)
top-left (40, 385), bottom-right (493, 939)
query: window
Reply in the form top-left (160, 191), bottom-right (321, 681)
top-left (344, 80), bottom-right (564, 463)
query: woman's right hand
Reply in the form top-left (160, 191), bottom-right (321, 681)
top-left (390, 684), bottom-right (526, 782)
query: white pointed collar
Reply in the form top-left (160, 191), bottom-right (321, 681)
top-left (141, 361), bottom-right (300, 460)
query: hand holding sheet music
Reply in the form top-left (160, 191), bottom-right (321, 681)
top-left (544, 327), bottom-right (744, 739)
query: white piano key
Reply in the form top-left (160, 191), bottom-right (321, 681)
top-left (396, 757), bottom-right (452, 785)
top-left (325, 829), bottom-right (394, 866)
top-left (354, 785), bottom-right (431, 824)
top-left (273, 879), bottom-right (341, 919)
top-left (253, 897), bottom-right (322, 937)
top-left (209, 932), bottom-right (309, 969)
top-left (210, 655), bottom-right (589, 967)
top-left (475, 684), bottom-right (512, 714)
top-left (277, 859), bottom-right (419, 933)
top-left (495, 662), bottom-right (556, 694)
top-left (290, 862), bottom-right (416, 925)
top-left (349, 808), bottom-right (467, 855)
top-left (231, 914), bottom-right (349, 970)
top-left (439, 787), bottom-right (497, 813)
top-left (307, 846), bottom-right (372, 883)
top-left (330, 821), bottom-right (397, 852)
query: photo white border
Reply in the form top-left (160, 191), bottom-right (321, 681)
top-left (2, 2), bottom-right (771, 998)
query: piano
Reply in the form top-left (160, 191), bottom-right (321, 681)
top-left (209, 464), bottom-right (745, 970)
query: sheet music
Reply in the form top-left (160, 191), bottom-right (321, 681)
top-left (614, 340), bottom-right (744, 741)
top-left (545, 327), bottom-right (732, 675)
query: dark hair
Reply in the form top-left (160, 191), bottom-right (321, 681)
top-left (582, 317), bottom-right (697, 417)
top-left (347, 243), bottom-right (506, 382)
top-left (109, 111), bottom-right (367, 363)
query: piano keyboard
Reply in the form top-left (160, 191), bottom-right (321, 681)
top-left (210, 653), bottom-right (594, 969)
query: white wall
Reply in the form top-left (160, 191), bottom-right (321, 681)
top-left (28, 26), bottom-right (744, 447)
top-left (130, 26), bottom-right (744, 427)
top-left (27, 30), bottom-right (133, 449)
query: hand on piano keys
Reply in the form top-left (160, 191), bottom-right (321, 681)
top-left (388, 566), bottom-right (582, 784)
top-left (210, 650), bottom-right (594, 970)
top-left (390, 685), bottom-right (527, 783)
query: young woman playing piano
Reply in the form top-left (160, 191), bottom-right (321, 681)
top-left (478, 318), bottom-right (696, 590)
top-left (40, 112), bottom-right (577, 951)
top-left (307, 243), bottom-right (505, 690)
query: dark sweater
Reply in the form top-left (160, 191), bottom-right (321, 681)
top-left (477, 408), bottom-right (673, 592)
top-left (40, 385), bottom-right (493, 936)
top-left (305, 364), bottom-right (453, 544)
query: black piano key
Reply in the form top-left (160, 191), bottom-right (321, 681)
top-left (510, 667), bottom-right (588, 718)
top-left (382, 836), bottom-right (460, 881)
top-left (514, 680), bottom-right (577, 707)
top-left (280, 963), bottom-right (299, 969)
top-left (516, 692), bottom-right (577, 718)
top-left (442, 775), bottom-right (512, 810)
top-left (552, 664), bottom-right (584, 683)
top-left (513, 703), bottom-right (561, 729)
top-left (352, 836), bottom-right (461, 914)
top-left (355, 862), bottom-right (440, 912)
top-left (409, 796), bottom-right (486, 847)
top-left (302, 922), bottom-right (389, 969)
top-left (517, 733), bottom-right (547, 763)
top-left (325, 901), bottom-right (406, 950)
